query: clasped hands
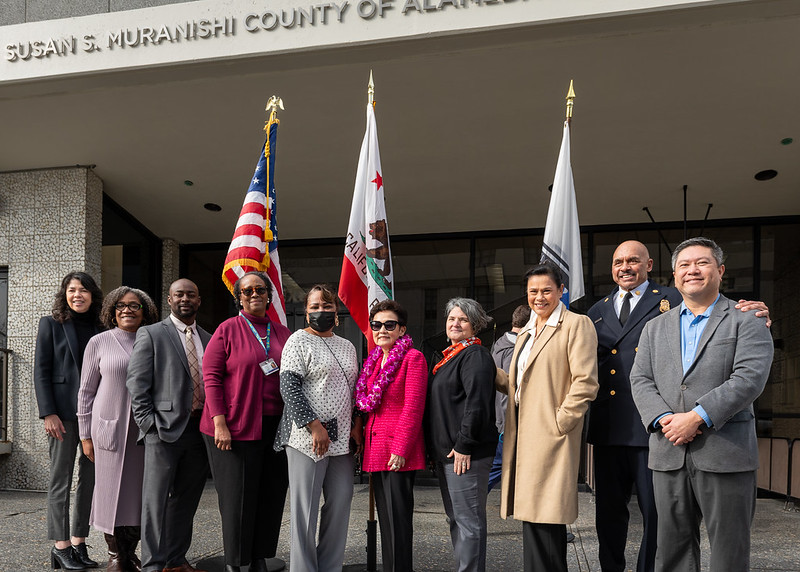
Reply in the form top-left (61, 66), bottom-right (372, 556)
top-left (660, 411), bottom-right (704, 446)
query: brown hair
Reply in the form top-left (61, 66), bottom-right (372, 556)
top-left (303, 284), bottom-right (339, 311)
top-left (51, 271), bottom-right (104, 325)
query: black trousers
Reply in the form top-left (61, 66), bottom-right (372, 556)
top-left (522, 521), bottom-right (567, 572)
top-left (372, 470), bottom-right (416, 572)
top-left (594, 445), bottom-right (657, 572)
top-left (204, 415), bottom-right (288, 566)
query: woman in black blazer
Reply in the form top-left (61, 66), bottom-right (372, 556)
top-left (34, 272), bottom-right (104, 570)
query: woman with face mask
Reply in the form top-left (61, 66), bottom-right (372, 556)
top-left (274, 283), bottom-right (363, 572)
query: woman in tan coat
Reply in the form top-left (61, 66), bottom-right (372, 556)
top-left (497, 262), bottom-right (598, 571)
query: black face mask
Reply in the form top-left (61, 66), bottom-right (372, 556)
top-left (308, 311), bottom-right (336, 332)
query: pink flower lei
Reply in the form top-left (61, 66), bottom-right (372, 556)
top-left (355, 334), bottom-right (414, 413)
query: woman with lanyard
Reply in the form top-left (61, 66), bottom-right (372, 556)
top-left (200, 271), bottom-right (292, 572)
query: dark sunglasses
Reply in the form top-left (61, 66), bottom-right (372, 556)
top-left (115, 302), bottom-right (143, 311)
top-left (241, 286), bottom-right (268, 297)
top-left (370, 320), bottom-right (400, 332)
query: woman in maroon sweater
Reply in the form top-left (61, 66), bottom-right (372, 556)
top-left (355, 300), bottom-right (428, 572)
top-left (200, 271), bottom-right (291, 572)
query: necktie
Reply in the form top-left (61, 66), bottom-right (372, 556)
top-left (184, 326), bottom-right (204, 411)
top-left (619, 292), bottom-right (633, 327)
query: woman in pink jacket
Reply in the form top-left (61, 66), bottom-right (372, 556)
top-left (355, 300), bottom-right (428, 572)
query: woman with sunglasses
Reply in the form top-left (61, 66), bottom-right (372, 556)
top-left (199, 271), bottom-right (292, 572)
top-left (355, 300), bottom-right (427, 572)
top-left (275, 283), bottom-right (361, 572)
top-left (77, 286), bottom-right (159, 571)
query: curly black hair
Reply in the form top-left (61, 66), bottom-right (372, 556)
top-left (51, 272), bottom-right (104, 325)
top-left (232, 271), bottom-right (273, 310)
top-left (99, 286), bottom-right (159, 330)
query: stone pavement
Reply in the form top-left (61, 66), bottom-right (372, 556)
top-left (2, 483), bottom-right (799, 571)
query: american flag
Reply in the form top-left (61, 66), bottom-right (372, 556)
top-left (222, 109), bottom-right (287, 326)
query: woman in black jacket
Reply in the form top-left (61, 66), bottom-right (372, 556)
top-left (35, 272), bottom-right (104, 570)
top-left (425, 297), bottom-right (498, 572)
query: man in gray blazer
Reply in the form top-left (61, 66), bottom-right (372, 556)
top-left (127, 279), bottom-right (212, 572)
top-left (631, 237), bottom-right (773, 571)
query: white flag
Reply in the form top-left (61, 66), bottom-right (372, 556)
top-left (541, 120), bottom-right (585, 305)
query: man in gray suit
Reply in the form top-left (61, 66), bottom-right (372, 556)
top-left (631, 237), bottom-right (773, 571)
top-left (127, 279), bottom-right (212, 572)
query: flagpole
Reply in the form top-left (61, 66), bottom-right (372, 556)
top-left (364, 73), bottom-right (379, 572)
top-left (565, 79), bottom-right (575, 124)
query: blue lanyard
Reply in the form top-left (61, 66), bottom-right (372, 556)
top-left (239, 313), bottom-right (271, 357)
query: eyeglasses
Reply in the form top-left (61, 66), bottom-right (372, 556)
top-left (115, 302), bottom-right (143, 311)
top-left (370, 320), bottom-right (400, 331)
top-left (241, 286), bottom-right (268, 297)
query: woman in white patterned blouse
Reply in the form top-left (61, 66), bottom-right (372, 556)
top-left (275, 284), bottom-right (363, 572)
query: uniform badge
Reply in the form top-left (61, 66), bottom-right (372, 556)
top-left (659, 299), bottom-right (670, 313)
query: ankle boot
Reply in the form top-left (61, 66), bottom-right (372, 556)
top-left (104, 533), bottom-right (125, 572)
top-left (50, 545), bottom-right (85, 570)
top-left (71, 543), bottom-right (99, 568)
top-left (119, 526), bottom-right (142, 572)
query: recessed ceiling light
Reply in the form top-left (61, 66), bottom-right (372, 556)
top-left (204, 203), bottom-right (222, 212)
top-left (184, 180), bottom-right (194, 186)
top-left (754, 169), bottom-right (777, 181)
top-left (780, 138), bottom-right (793, 146)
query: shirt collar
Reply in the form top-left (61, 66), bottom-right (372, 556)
top-left (618, 279), bottom-right (649, 297)
top-left (524, 301), bottom-right (563, 332)
top-left (679, 293), bottom-right (721, 318)
top-left (169, 313), bottom-right (196, 332)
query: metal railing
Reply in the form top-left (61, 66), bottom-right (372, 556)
top-left (0, 348), bottom-right (11, 444)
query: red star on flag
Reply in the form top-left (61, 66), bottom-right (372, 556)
top-left (372, 171), bottom-right (383, 191)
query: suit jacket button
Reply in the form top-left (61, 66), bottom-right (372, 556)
top-left (635, 347), bottom-right (638, 352)
top-left (680, 384), bottom-right (687, 390)
top-left (610, 369), bottom-right (616, 375)
top-left (610, 390), bottom-right (616, 396)
top-left (611, 349), bottom-right (617, 354)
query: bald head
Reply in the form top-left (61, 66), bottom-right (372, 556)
top-left (611, 241), bottom-right (653, 291)
top-left (168, 278), bottom-right (201, 325)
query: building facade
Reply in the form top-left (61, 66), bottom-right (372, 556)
top-left (1, 0), bottom-right (799, 489)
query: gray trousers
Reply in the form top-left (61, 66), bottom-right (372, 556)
top-left (286, 446), bottom-right (354, 572)
top-left (435, 456), bottom-right (492, 572)
top-left (653, 453), bottom-right (756, 572)
top-left (48, 419), bottom-right (94, 540)
top-left (140, 418), bottom-right (209, 572)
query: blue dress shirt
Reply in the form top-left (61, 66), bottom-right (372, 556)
top-left (654, 294), bottom-right (720, 429)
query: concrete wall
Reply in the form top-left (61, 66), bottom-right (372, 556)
top-left (0, 167), bottom-right (103, 489)
top-left (0, 0), bottom-right (198, 25)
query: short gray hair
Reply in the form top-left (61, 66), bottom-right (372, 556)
top-left (444, 297), bottom-right (490, 333)
top-left (671, 237), bottom-right (724, 270)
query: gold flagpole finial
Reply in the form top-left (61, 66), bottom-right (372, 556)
top-left (368, 70), bottom-right (375, 108)
top-left (265, 95), bottom-right (284, 127)
top-left (565, 80), bottom-right (575, 121)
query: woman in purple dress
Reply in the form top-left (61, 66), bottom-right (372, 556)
top-left (78, 286), bottom-right (159, 572)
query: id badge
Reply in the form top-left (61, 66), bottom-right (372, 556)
top-left (259, 358), bottom-right (279, 376)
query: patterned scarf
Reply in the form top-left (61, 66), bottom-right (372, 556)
top-left (432, 337), bottom-right (481, 375)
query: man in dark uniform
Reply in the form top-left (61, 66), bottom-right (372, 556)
top-left (587, 240), bottom-right (768, 572)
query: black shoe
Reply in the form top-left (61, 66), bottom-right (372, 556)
top-left (50, 546), bottom-right (85, 570)
top-left (224, 566), bottom-right (241, 572)
top-left (250, 559), bottom-right (268, 572)
top-left (265, 558), bottom-right (286, 572)
top-left (71, 543), bottom-right (99, 568)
